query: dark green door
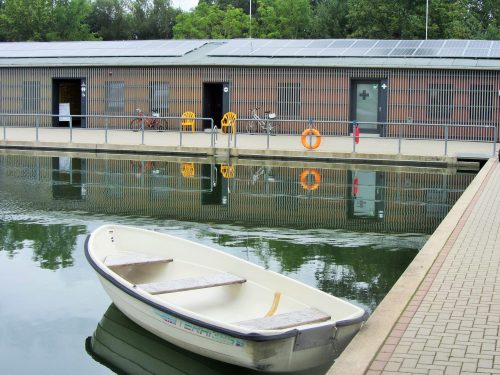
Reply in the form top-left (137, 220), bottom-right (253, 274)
top-left (350, 80), bottom-right (387, 135)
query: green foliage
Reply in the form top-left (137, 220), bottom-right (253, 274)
top-left (255, 0), bottom-right (312, 38)
top-left (130, 0), bottom-right (180, 39)
top-left (0, 0), bottom-right (96, 41)
top-left (173, 2), bottom-right (249, 39)
top-left (311, 0), bottom-right (348, 38)
top-left (0, 0), bottom-right (498, 41)
top-left (87, 0), bottom-right (133, 40)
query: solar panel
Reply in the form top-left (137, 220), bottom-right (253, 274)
top-left (463, 49), bottom-right (489, 57)
top-left (438, 48), bottom-right (465, 57)
top-left (444, 40), bottom-right (468, 48)
top-left (391, 48), bottom-right (418, 56)
top-left (330, 40), bottom-right (356, 48)
top-left (0, 40), bottom-right (208, 58)
top-left (419, 40), bottom-right (445, 48)
top-left (374, 40), bottom-right (399, 48)
top-left (368, 48), bottom-right (395, 56)
top-left (307, 40), bottom-right (333, 48)
top-left (414, 48), bottom-right (440, 56)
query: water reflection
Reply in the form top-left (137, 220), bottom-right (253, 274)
top-left (86, 304), bottom-right (331, 375)
top-left (0, 222), bottom-right (84, 269)
top-left (0, 153), bottom-right (476, 234)
top-left (0, 151), bottom-right (477, 374)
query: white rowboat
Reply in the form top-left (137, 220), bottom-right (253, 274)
top-left (85, 224), bottom-right (368, 372)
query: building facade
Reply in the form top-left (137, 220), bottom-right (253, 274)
top-left (0, 39), bottom-right (498, 139)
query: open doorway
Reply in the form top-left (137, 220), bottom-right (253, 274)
top-left (202, 82), bottom-right (229, 131)
top-left (52, 78), bottom-right (86, 127)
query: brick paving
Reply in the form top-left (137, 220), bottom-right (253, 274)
top-left (366, 160), bottom-right (500, 375)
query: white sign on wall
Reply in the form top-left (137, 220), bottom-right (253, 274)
top-left (59, 103), bottom-right (70, 122)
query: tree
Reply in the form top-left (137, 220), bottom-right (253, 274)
top-left (130, 0), bottom-right (180, 39)
top-left (311, 0), bottom-right (349, 38)
top-left (255, 0), bottom-right (312, 38)
top-left (0, 0), bottom-right (53, 41)
top-left (47, 0), bottom-right (97, 41)
top-left (87, 0), bottom-right (133, 40)
top-left (200, 0), bottom-right (256, 13)
top-left (173, 2), bottom-right (249, 38)
top-left (0, 0), bottom-right (95, 41)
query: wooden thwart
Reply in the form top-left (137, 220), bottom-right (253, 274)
top-left (137, 273), bottom-right (246, 295)
top-left (236, 308), bottom-right (331, 330)
top-left (104, 254), bottom-right (173, 268)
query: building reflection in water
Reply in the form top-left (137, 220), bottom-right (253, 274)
top-left (0, 153), bottom-right (475, 234)
top-left (0, 153), bottom-right (477, 309)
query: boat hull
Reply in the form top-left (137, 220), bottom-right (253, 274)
top-left (98, 275), bottom-right (361, 372)
top-left (86, 225), bottom-right (367, 372)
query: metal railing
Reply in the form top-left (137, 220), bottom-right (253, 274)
top-left (0, 113), bottom-right (497, 157)
top-left (233, 117), bottom-right (498, 156)
top-left (0, 113), bottom-right (217, 147)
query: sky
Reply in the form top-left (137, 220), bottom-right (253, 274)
top-left (171, 0), bottom-right (198, 11)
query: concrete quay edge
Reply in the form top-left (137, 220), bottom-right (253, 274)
top-left (327, 157), bottom-right (497, 375)
top-left (0, 139), bottom-right (462, 167)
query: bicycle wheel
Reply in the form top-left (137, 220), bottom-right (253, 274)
top-left (267, 122), bottom-right (276, 135)
top-left (159, 119), bottom-right (168, 131)
top-left (130, 118), bottom-right (142, 132)
top-left (246, 121), bottom-right (256, 134)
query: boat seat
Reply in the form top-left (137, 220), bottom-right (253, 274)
top-left (137, 273), bottom-right (246, 294)
top-left (104, 254), bottom-right (173, 268)
top-left (235, 308), bottom-right (331, 330)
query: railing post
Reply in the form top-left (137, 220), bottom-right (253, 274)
top-left (352, 121), bottom-right (356, 153)
top-left (444, 124), bottom-right (448, 156)
top-left (308, 119), bottom-right (313, 151)
top-left (493, 125), bottom-right (497, 156)
top-left (234, 125), bottom-right (238, 148)
top-left (36, 115), bottom-right (40, 142)
top-left (211, 119), bottom-right (216, 148)
top-left (179, 117), bottom-right (183, 146)
top-left (2, 115), bottom-right (5, 141)
top-left (105, 117), bottom-right (108, 144)
top-left (69, 116), bottom-right (73, 143)
top-left (141, 117), bottom-right (145, 145)
top-left (398, 122), bottom-right (402, 154)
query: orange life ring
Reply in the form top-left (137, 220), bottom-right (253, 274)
top-left (300, 169), bottom-right (321, 191)
top-left (301, 128), bottom-right (322, 150)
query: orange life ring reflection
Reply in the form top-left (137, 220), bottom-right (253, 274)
top-left (300, 169), bottom-right (321, 191)
top-left (181, 162), bottom-right (195, 178)
top-left (221, 164), bottom-right (235, 179)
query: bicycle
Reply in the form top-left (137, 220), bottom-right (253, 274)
top-left (130, 108), bottom-right (167, 132)
top-left (246, 107), bottom-right (277, 134)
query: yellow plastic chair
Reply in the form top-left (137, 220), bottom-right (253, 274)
top-left (221, 112), bottom-right (237, 134)
top-left (181, 111), bottom-right (195, 132)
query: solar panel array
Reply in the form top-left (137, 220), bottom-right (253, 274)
top-left (208, 39), bottom-right (500, 58)
top-left (0, 40), bottom-right (207, 58)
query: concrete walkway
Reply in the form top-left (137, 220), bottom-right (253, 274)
top-left (330, 157), bottom-right (500, 374)
top-left (1, 126), bottom-right (499, 374)
top-left (0, 126), bottom-right (497, 165)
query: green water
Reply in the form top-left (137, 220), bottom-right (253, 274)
top-left (0, 151), bottom-right (476, 374)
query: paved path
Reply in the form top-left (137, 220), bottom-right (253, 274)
top-left (0, 127), bottom-right (497, 165)
top-left (330, 158), bottom-right (500, 374)
top-left (1, 126), bottom-right (499, 374)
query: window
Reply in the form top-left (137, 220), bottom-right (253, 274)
top-left (23, 81), bottom-right (40, 112)
top-left (469, 84), bottom-right (493, 122)
top-left (427, 84), bottom-right (453, 120)
top-left (149, 82), bottom-right (169, 113)
top-left (105, 81), bottom-right (125, 113)
top-left (277, 83), bottom-right (301, 118)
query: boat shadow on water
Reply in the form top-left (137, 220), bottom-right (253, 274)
top-left (86, 304), bottom-right (334, 375)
